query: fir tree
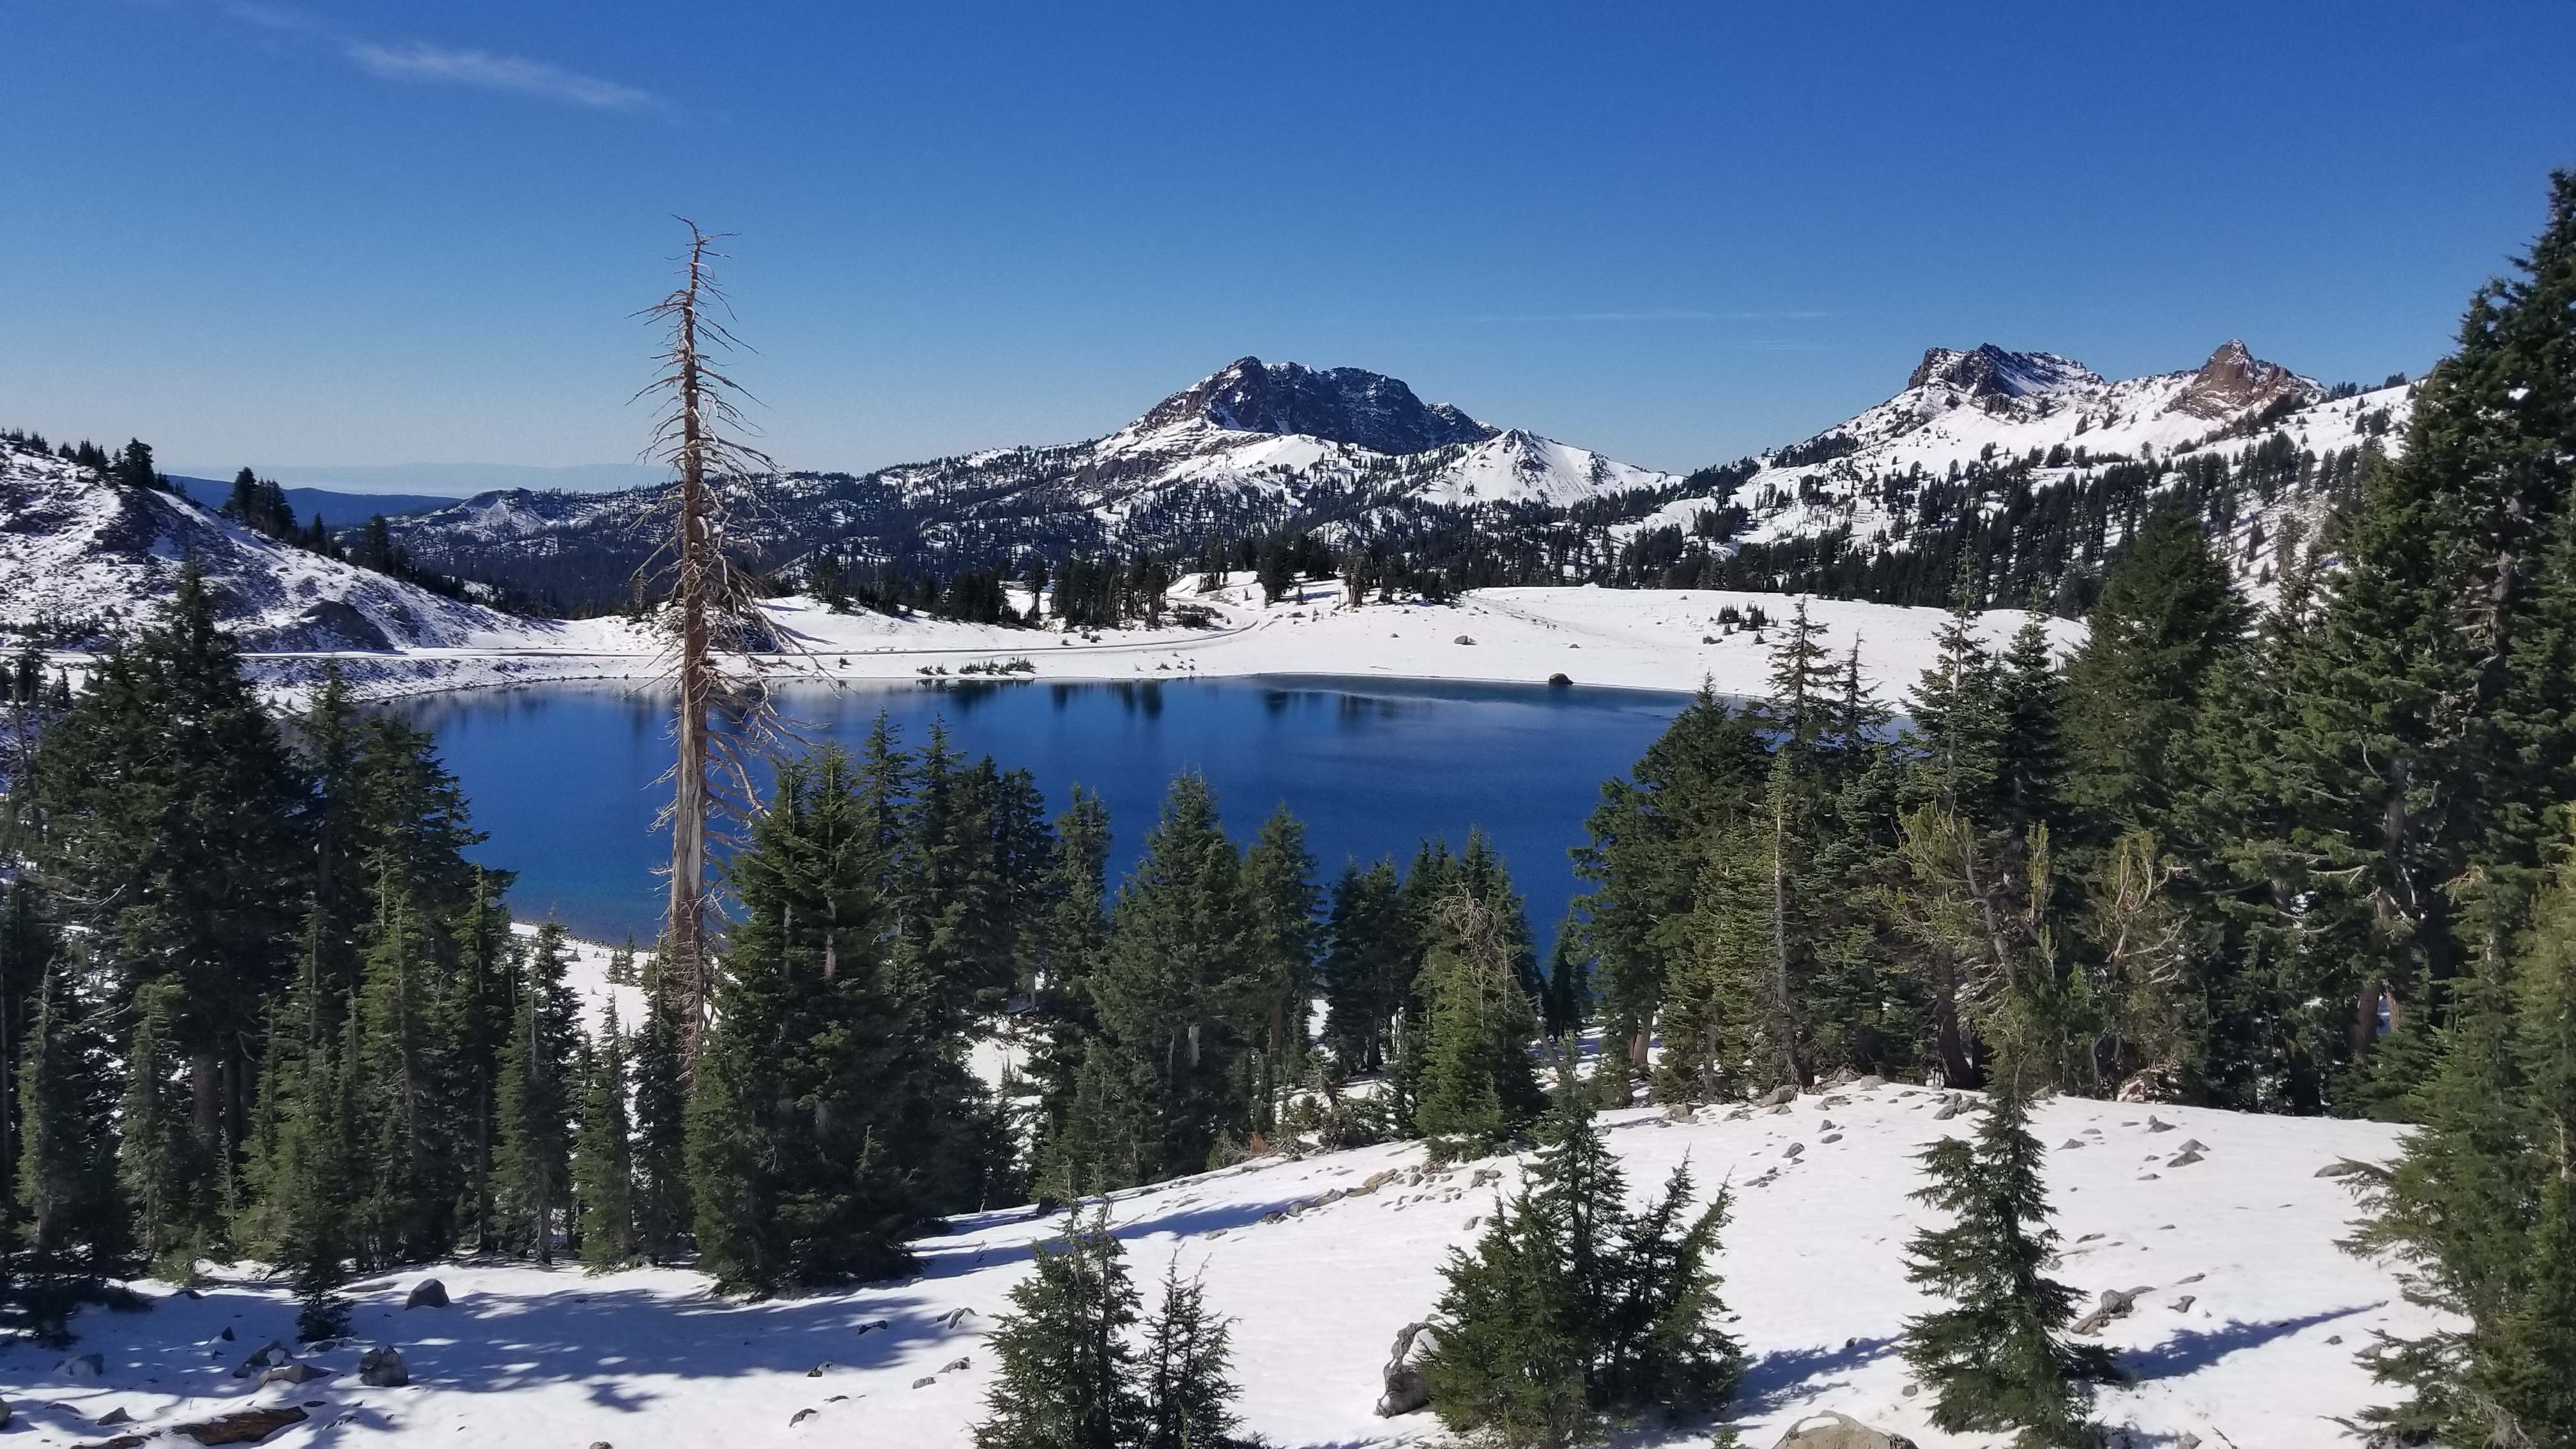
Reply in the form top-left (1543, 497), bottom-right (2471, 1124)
top-left (573, 1002), bottom-right (637, 1271)
top-left (2342, 824), bottom-right (2576, 1446)
top-left (1426, 1094), bottom-right (1740, 1448)
top-left (1065, 774), bottom-right (1250, 1187)
top-left (1237, 804), bottom-right (1319, 1132)
top-left (1142, 1262), bottom-right (1244, 1449)
top-left (974, 1209), bottom-right (1146, 1449)
top-left (494, 923), bottom-right (580, 1262)
top-left (631, 962), bottom-right (692, 1263)
top-left (1900, 1070), bottom-right (2112, 1447)
top-left (118, 977), bottom-right (204, 1279)
top-left (1319, 859), bottom-right (1406, 1074)
top-left (1414, 887), bottom-right (1546, 1154)
top-left (12, 950), bottom-right (127, 1325)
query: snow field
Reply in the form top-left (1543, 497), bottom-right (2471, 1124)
top-left (0, 1084), bottom-right (2428, 1448)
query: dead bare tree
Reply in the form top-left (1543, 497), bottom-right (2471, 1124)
top-left (636, 220), bottom-right (778, 1059)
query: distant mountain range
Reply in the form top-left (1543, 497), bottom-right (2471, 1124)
top-left (2, 342), bottom-right (2421, 646)
top-left (372, 356), bottom-right (1684, 606)
top-left (171, 477), bottom-right (458, 530)
top-left (165, 461), bottom-right (668, 496)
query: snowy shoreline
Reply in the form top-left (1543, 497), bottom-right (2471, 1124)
top-left (75, 580), bottom-right (2076, 709)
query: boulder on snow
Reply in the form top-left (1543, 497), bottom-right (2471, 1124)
top-left (0, 1396), bottom-right (11, 1430)
top-left (1771, 1410), bottom-right (1920, 1449)
top-left (1932, 1098), bottom-right (1966, 1121)
top-left (1375, 1321), bottom-right (1439, 1417)
top-left (1453, 635), bottom-right (1474, 645)
top-left (1763, 1085), bottom-right (1799, 1107)
top-left (98, 1406), bottom-right (135, 1425)
top-left (1546, 672), bottom-right (1572, 687)
top-left (404, 1277), bottom-right (449, 1308)
top-left (2315, 1158), bottom-right (2371, 1179)
top-left (2071, 1285), bottom-right (2155, 1336)
top-left (63, 1351), bottom-right (107, 1378)
top-left (358, 1344), bottom-right (408, 1387)
top-left (259, 1361), bottom-right (329, 1387)
top-left (933, 1306), bottom-right (978, 1331)
top-left (173, 1405), bottom-right (310, 1445)
top-left (233, 1341), bottom-right (291, 1377)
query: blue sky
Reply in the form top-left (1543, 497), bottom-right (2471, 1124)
top-left (8, 1), bottom-right (2573, 485)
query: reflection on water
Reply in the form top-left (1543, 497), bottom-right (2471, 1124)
top-left (383, 675), bottom-right (1690, 946)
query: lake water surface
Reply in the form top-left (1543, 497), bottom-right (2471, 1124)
top-left (383, 676), bottom-right (1690, 947)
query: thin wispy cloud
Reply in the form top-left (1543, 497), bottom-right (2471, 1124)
top-left (217, 3), bottom-right (664, 113)
top-left (346, 39), bottom-right (661, 111)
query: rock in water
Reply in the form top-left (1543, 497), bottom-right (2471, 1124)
top-left (1772, 1411), bottom-right (1921, 1448)
top-left (173, 1406), bottom-right (309, 1445)
top-left (358, 1345), bottom-right (408, 1387)
top-left (404, 1277), bottom-right (449, 1308)
top-left (1374, 1321), bottom-right (1439, 1417)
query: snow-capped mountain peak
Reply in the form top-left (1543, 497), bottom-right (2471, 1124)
top-left (1128, 356), bottom-right (1498, 453)
top-left (1903, 343), bottom-right (2103, 402)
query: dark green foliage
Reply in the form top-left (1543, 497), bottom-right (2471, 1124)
top-left (1237, 805), bottom-right (1319, 1132)
top-left (2342, 827), bottom-right (2576, 1447)
top-left (631, 967), bottom-right (691, 1263)
top-left (574, 1002), bottom-right (637, 1270)
top-left (1141, 1263), bottom-right (1243, 1449)
top-left (1319, 859), bottom-right (1407, 1074)
top-left (118, 978), bottom-right (205, 1279)
top-left (687, 745), bottom-right (1001, 1293)
top-left (495, 923), bottom-right (580, 1263)
top-left (1061, 774), bottom-right (1250, 1188)
top-left (1901, 1072), bottom-right (2112, 1447)
top-left (1413, 882), bottom-right (1547, 1153)
top-left (975, 1210), bottom-right (1146, 1449)
top-left (1426, 1095), bottom-right (1740, 1448)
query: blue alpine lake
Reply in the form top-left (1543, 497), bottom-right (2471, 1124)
top-left (381, 676), bottom-right (1692, 947)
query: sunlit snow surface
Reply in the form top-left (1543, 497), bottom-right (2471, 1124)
top-left (2, 1084), bottom-right (2429, 1448)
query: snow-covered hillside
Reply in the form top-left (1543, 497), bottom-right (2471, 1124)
top-left (0, 1082), bottom-right (2428, 1448)
top-left (1623, 341), bottom-right (2418, 588)
top-left (0, 438), bottom-right (581, 654)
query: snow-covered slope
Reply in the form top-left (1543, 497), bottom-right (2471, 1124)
top-left (0, 1081), bottom-right (2428, 1448)
top-left (0, 438), bottom-right (574, 654)
top-left (1624, 341), bottom-right (2419, 588)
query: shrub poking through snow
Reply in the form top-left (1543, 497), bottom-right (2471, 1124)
top-left (1423, 1092), bottom-right (1741, 1448)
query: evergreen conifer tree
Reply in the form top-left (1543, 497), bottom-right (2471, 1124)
top-left (495, 923), bottom-right (580, 1262)
top-left (1900, 1070), bottom-right (2111, 1447)
top-left (1426, 1093), bottom-right (1740, 1448)
top-left (1142, 1262), bottom-right (1243, 1449)
top-left (631, 963), bottom-right (692, 1263)
top-left (1237, 805), bottom-right (1319, 1132)
top-left (1414, 887), bottom-right (1547, 1153)
top-left (974, 1209), bottom-right (1146, 1449)
top-left (573, 1004), bottom-right (637, 1271)
top-left (118, 978), bottom-right (204, 1279)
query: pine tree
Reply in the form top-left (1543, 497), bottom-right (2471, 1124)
top-left (631, 963), bottom-right (691, 1263)
top-left (2342, 825), bottom-right (2576, 1446)
top-left (29, 566), bottom-right (307, 1167)
top-left (1901, 1070), bottom-right (2112, 1447)
top-left (1031, 788), bottom-right (1113, 1187)
top-left (1414, 887), bottom-right (1546, 1153)
top-left (1237, 805), bottom-right (1319, 1132)
top-left (1141, 1262), bottom-right (1243, 1449)
top-left (573, 1002), bottom-right (637, 1271)
top-left (1319, 859), bottom-right (1406, 1074)
top-left (119, 977), bottom-right (204, 1280)
top-left (974, 1209), bottom-right (1146, 1449)
top-left (12, 950), bottom-right (128, 1324)
top-left (1426, 1094), bottom-right (1740, 1448)
top-left (687, 747), bottom-right (928, 1293)
top-left (495, 923), bottom-right (580, 1262)
top-left (1066, 774), bottom-right (1249, 1186)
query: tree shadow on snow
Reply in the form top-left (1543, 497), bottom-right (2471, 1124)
top-left (2117, 1303), bottom-right (2375, 1381)
top-left (1731, 1333), bottom-right (1901, 1416)
top-left (916, 1192), bottom-right (1346, 1278)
